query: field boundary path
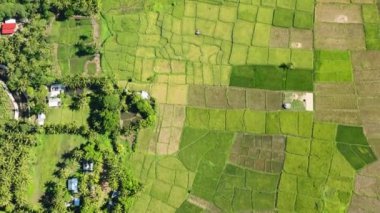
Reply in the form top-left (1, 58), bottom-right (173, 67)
top-left (91, 16), bottom-right (101, 74)
top-left (0, 80), bottom-right (19, 120)
top-left (188, 195), bottom-right (221, 213)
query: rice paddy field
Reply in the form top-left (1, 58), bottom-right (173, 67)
top-left (98, 0), bottom-right (380, 212)
top-left (49, 18), bottom-right (95, 77)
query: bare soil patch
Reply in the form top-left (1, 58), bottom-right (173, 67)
top-left (314, 23), bottom-right (365, 50)
top-left (226, 87), bottom-right (246, 108)
top-left (315, 4), bottom-right (362, 23)
top-left (315, 110), bottom-right (361, 125)
top-left (188, 195), bottom-right (222, 212)
top-left (266, 91), bottom-right (283, 111)
top-left (187, 85), bottom-right (206, 107)
top-left (205, 86), bottom-right (228, 108)
top-left (246, 89), bottom-right (266, 110)
top-left (270, 27), bottom-right (289, 48)
top-left (290, 29), bottom-right (313, 50)
top-left (230, 133), bottom-right (286, 173)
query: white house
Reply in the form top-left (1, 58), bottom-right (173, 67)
top-left (48, 97), bottom-right (61, 107)
top-left (36, 113), bottom-right (46, 126)
top-left (4, 19), bottom-right (16, 24)
top-left (49, 84), bottom-right (65, 98)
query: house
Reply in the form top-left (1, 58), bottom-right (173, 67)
top-left (1, 19), bottom-right (17, 35)
top-left (141, 91), bottom-right (150, 100)
top-left (48, 97), bottom-right (61, 107)
top-left (82, 161), bottom-right (94, 172)
top-left (36, 113), bottom-right (46, 126)
top-left (73, 198), bottom-right (80, 207)
top-left (67, 178), bottom-right (78, 193)
top-left (49, 84), bottom-right (65, 97)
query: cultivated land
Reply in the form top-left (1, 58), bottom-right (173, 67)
top-left (94, 0), bottom-right (380, 212)
top-left (22, 0), bottom-right (380, 211)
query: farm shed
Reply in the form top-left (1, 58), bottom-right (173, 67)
top-left (82, 161), bottom-right (94, 172)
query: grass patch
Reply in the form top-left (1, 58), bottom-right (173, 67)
top-left (50, 18), bottom-right (93, 77)
top-left (26, 134), bottom-right (86, 208)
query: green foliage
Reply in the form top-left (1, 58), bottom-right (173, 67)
top-left (0, 19), bottom-right (54, 92)
top-left (0, 131), bottom-right (37, 211)
top-left (51, 0), bottom-right (100, 18)
top-left (0, 86), bottom-right (12, 124)
top-left (128, 92), bottom-right (157, 128)
top-left (0, 3), bottom-right (26, 20)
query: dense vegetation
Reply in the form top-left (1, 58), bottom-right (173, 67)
top-left (0, 123), bottom-right (38, 211)
top-left (0, 1), bottom-right (153, 211)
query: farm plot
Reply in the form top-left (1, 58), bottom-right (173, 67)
top-left (351, 51), bottom-right (380, 139)
top-left (314, 22), bottom-right (365, 50)
top-left (270, 28), bottom-right (314, 51)
top-left (315, 3), bottom-right (362, 24)
top-left (187, 85), bottom-right (283, 110)
top-left (336, 125), bottom-right (377, 170)
top-left (230, 65), bottom-right (313, 91)
top-left (185, 107), bottom-right (314, 137)
top-left (314, 50), bottom-right (353, 82)
top-left (362, 4), bottom-right (380, 50)
top-left (314, 83), bottom-right (360, 125)
top-left (229, 133), bottom-right (286, 173)
top-left (277, 122), bottom-right (357, 212)
top-left (273, 0), bottom-right (315, 29)
top-left (178, 128), bottom-right (234, 201)
top-left (102, 0), bottom-right (318, 87)
top-left (50, 18), bottom-right (94, 77)
top-left (350, 160), bottom-right (380, 212)
top-left (129, 154), bottom-right (194, 212)
top-left (148, 104), bottom-right (186, 155)
top-left (214, 164), bottom-right (280, 212)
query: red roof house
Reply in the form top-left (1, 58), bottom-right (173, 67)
top-left (1, 23), bottom-right (16, 35)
